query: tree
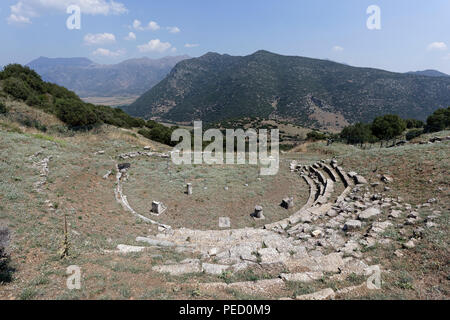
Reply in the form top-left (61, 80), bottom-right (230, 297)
top-left (371, 114), bottom-right (406, 145)
top-left (340, 123), bottom-right (375, 146)
top-left (424, 107), bottom-right (450, 133)
top-left (55, 99), bottom-right (99, 128)
top-left (405, 119), bottom-right (424, 129)
top-left (406, 129), bottom-right (423, 141)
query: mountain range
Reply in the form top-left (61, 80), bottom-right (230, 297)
top-left (406, 70), bottom-right (449, 77)
top-left (27, 55), bottom-right (190, 98)
top-left (122, 50), bottom-right (450, 130)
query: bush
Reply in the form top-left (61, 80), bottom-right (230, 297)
top-left (55, 99), bottom-right (99, 128)
top-left (0, 227), bottom-right (13, 283)
top-left (371, 114), bottom-right (406, 141)
top-left (340, 123), bottom-right (376, 145)
top-left (138, 125), bottom-right (178, 146)
top-left (406, 129), bottom-right (423, 141)
top-left (405, 119), bottom-right (424, 129)
top-left (306, 130), bottom-right (327, 141)
top-left (3, 78), bottom-right (32, 101)
top-left (424, 107), bottom-right (450, 133)
top-left (0, 102), bottom-right (7, 114)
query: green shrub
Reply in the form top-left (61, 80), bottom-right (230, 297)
top-left (0, 227), bottom-right (13, 283)
top-left (55, 99), bottom-right (99, 128)
top-left (340, 123), bottom-right (377, 145)
top-left (405, 119), bottom-right (424, 129)
top-left (406, 129), bottom-right (423, 141)
top-left (306, 130), bottom-right (327, 141)
top-left (372, 114), bottom-right (406, 141)
top-left (3, 77), bottom-right (32, 100)
top-left (138, 125), bottom-right (178, 146)
top-left (424, 107), bottom-right (450, 133)
top-left (0, 102), bottom-right (7, 114)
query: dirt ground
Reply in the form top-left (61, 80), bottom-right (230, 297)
top-left (0, 121), bottom-right (448, 300)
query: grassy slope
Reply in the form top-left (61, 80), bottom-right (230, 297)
top-left (0, 105), bottom-right (448, 299)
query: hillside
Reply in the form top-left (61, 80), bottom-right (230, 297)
top-left (27, 55), bottom-right (190, 98)
top-left (407, 70), bottom-right (449, 77)
top-left (123, 51), bottom-right (450, 130)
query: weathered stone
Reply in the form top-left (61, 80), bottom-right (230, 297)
top-left (381, 175), bottom-right (393, 183)
top-left (359, 207), bottom-right (381, 220)
top-left (152, 260), bottom-right (202, 275)
top-left (136, 237), bottom-right (175, 247)
top-left (219, 217), bottom-right (231, 228)
top-left (280, 272), bottom-right (323, 283)
top-left (348, 172), bottom-right (358, 178)
top-left (116, 244), bottom-right (145, 254)
top-left (403, 240), bottom-right (415, 249)
top-left (227, 279), bottom-right (286, 296)
top-left (202, 263), bottom-right (229, 275)
top-left (296, 288), bottom-right (335, 300)
top-left (186, 183), bottom-right (193, 195)
top-left (336, 284), bottom-right (366, 296)
top-left (389, 210), bottom-right (402, 219)
top-left (394, 249), bottom-right (404, 257)
top-left (311, 229), bottom-right (323, 238)
top-left (343, 220), bottom-right (362, 231)
top-left (253, 206), bottom-right (265, 219)
top-left (151, 201), bottom-right (167, 215)
top-left (354, 175), bottom-right (368, 185)
top-left (118, 163), bottom-right (131, 171)
top-left (281, 197), bottom-right (294, 209)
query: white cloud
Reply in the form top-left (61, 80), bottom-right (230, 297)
top-left (171, 47), bottom-right (177, 53)
top-left (92, 48), bottom-right (126, 57)
top-left (125, 32), bottom-right (136, 41)
top-left (185, 43), bottom-right (199, 48)
top-left (137, 39), bottom-right (172, 53)
top-left (84, 33), bottom-right (116, 46)
top-left (7, 0), bottom-right (127, 24)
top-left (148, 21), bottom-right (160, 31)
top-left (7, 14), bottom-right (32, 24)
top-left (332, 46), bottom-right (344, 52)
top-left (7, 1), bottom-right (36, 24)
top-left (133, 19), bottom-right (160, 31)
top-left (427, 42), bottom-right (447, 51)
top-left (167, 26), bottom-right (180, 34)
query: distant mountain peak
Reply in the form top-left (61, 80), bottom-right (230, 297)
top-left (28, 56), bottom-right (95, 68)
top-left (26, 55), bottom-right (190, 98)
top-left (407, 69), bottom-right (449, 77)
top-left (123, 51), bottom-right (450, 130)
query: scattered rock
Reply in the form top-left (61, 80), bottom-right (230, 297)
top-left (118, 163), bottom-right (131, 171)
top-left (280, 272), bottom-right (323, 283)
top-left (358, 207), bottom-right (381, 221)
top-left (202, 263), bottom-right (229, 275)
top-left (343, 220), bottom-right (362, 231)
top-left (116, 244), bottom-right (145, 254)
top-left (252, 206), bottom-right (265, 219)
top-left (296, 288), bottom-right (335, 300)
top-left (354, 175), bottom-right (368, 185)
top-left (403, 240), bottom-right (415, 249)
top-left (394, 249), bottom-right (404, 257)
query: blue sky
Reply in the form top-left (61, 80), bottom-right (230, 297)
top-left (1, 0), bottom-right (449, 73)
